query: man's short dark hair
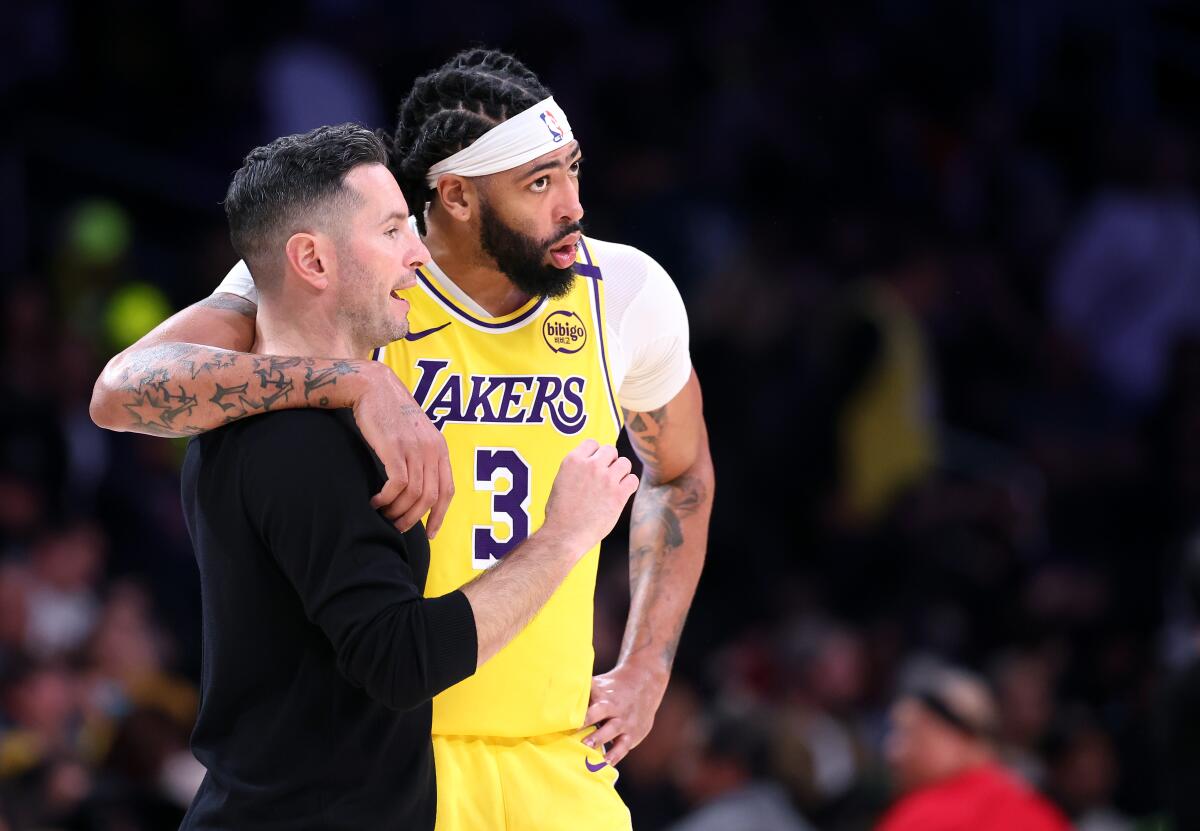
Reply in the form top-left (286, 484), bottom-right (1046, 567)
top-left (223, 123), bottom-right (388, 289)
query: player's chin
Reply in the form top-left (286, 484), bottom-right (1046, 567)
top-left (382, 309), bottom-right (410, 343)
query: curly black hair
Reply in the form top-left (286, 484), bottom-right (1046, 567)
top-left (392, 49), bottom-right (552, 234)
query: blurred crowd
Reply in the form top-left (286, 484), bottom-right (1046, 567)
top-left (6, 0), bottom-right (1200, 828)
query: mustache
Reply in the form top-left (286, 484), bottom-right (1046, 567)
top-left (547, 222), bottom-right (584, 247)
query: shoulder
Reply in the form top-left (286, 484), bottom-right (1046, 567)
top-left (582, 236), bottom-right (686, 330)
top-left (233, 408), bottom-right (354, 446)
top-left (874, 781), bottom-right (969, 831)
top-left (229, 410), bottom-right (375, 486)
top-left (583, 236), bottom-right (674, 289)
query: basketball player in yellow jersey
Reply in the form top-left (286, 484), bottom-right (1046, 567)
top-left (378, 51), bottom-right (712, 830)
top-left (89, 50), bottom-right (714, 829)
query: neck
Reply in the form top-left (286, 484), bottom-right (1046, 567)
top-left (256, 296), bottom-right (365, 360)
top-left (425, 207), bottom-right (533, 317)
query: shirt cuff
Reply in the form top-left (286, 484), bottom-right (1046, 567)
top-left (423, 590), bottom-right (478, 692)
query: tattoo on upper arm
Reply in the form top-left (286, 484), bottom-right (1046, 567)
top-left (623, 405), bottom-right (668, 474)
top-left (201, 293), bottom-right (257, 319)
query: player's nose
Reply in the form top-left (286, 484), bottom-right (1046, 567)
top-left (407, 236), bottom-right (431, 271)
top-left (556, 190), bottom-right (584, 225)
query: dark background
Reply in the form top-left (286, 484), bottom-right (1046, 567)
top-left (5, 0), bottom-right (1200, 828)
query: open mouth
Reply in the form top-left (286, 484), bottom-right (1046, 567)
top-left (549, 234), bottom-right (580, 268)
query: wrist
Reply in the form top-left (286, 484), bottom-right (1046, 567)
top-left (534, 521), bottom-right (592, 562)
top-left (344, 360), bottom-right (394, 408)
top-left (619, 649), bottom-right (673, 684)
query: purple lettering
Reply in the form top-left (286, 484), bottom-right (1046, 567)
top-left (526, 376), bottom-right (563, 425)
top-left (464, 376), bottom-right (500, 422)
top-left (426, 377), bottom-right (464, 428)
top-left (496, 377), bottom-right (534, 424)
top-left (411, 359), bottom-right (450, 405)
top-left (549, 377), bottom-right (587, 434)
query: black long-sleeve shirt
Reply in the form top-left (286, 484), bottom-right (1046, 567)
top-left (179, 408), bottom-right (477, 830)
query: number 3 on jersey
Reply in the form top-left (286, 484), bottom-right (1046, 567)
top-left (473, 448), bottom-right (532, 569)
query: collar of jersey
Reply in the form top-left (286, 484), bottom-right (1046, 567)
top-left (415, 262), bottom-right (547, 331)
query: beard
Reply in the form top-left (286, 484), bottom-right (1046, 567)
top-left (478, 198), bottom-right (581, 300)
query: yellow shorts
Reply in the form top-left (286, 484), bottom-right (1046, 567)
top-left (433, 728), bottom-right (631, 831)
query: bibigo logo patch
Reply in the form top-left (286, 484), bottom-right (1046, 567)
top-left (543, 310), bottom-right (587, 354)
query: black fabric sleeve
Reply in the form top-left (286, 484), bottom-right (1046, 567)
top-left (239, 411), bottom-right (476, 711)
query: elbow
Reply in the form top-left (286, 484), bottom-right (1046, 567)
top-left (678, 436), bottom-right (716, 501)
top-left (339, 655), bottom-right (433, 713)
top-left (88, 360), bottom-right (125, 431)
top-left (365, 655), bottom-right (441, 713)
top-left (337, 603), bottom-right (469, 712)
top-left (694, 438), bottom-right (715, 489)
top-left (382, 686), bottom-right (434, 713)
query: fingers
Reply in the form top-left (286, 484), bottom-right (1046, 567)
top-left (585, 698), bottom-right (617, 727)
top-left (606, 734), bottom-right (634, 766)
top-left (381, 484), bottom-right (422, 527)
top-left (425, 454), bottom-right (454, 540)
top-left (370, 459), bottom-right (410, 511)
top-left (592, 444), bottom-right (618, 466)
top-left (620, 472), bottom-right (640, 496)
top-left (611, 456), bottom-right (633, 479)
top-left (380, 457), bottom-right (424, 527)
top-left (574, 438), bottom-right (600, 458)
top-left (396, 453), bottom-right (439, 532)
top-left (584, 718), bottom-right (624, 751)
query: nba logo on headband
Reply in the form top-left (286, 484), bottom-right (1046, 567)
top-left (541, 111), bottom-right (564, 142)
top-left (425, 97), bottom-right (575, 186)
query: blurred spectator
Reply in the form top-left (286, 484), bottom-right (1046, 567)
top-left (877, 667), bottom-right (1069, 831)
top-left (770, 618), bottom-right (878, 824)
top-left (815, 234), bottom-right (943, 528)
top-left (1050, 126), bottom-right (1200, 407)
top-left (1160, 543), bottom-right (1200, 830)
top-left (668, 705), bottom-right (815, 831)
top-left (617, 679), bottom-right (700, 830)
top-left (23, 523), bottom-right (105, 660)
top-left (991, 650), bottom-right (1057, 788)
top-left (0, 659), bottom-right (83, 781)
top-left (1045, 711), bottom-right (1132, 831)
top-left (78, 582), bottom-right (198, 752)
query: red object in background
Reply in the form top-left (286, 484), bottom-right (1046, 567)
top-left (876, 763), bottom-right (1071, 831)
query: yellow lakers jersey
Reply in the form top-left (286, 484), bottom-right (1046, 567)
top-left (376, 240), bottom-right (622, 738)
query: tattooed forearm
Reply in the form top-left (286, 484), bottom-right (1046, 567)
top-left (250, 356), bottom-right (302, 409)
top-left (619, 396), bottom-right (714, 675)
top-left (303, 360), bottom-right (359, 398)
top-left (181, 351), bottom-right (239, 380)
top-left (99, 344), bottom-right (369, 437)
top-left (625, 470), bottom-right (711, 666)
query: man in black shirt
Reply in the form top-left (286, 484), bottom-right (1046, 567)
top-left (179, 124), bottom-right (639, 830)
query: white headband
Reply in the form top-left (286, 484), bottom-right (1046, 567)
top-left (424, 96), bottom-right (574, 187)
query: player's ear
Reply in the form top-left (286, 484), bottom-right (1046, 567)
top-left (435, 175), bottom-right (475, 223)
top-left (285, 232), bottom-right (332, 291)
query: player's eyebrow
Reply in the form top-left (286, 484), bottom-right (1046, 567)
top-left (522, 145), bottom-right (582, 179)
top-left (380, 210), bottom-right (409, 225)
